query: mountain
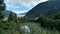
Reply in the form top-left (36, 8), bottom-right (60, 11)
top-left (2, 10), bottom-right (26, 19)
top-left (25, 0), bottom-right (60, 19)
top-left (2, 10), bottom-right (16, 19)
top-left (3, 10), bottom-right (11, 18)
top-left (2, 10), bottom-right (18, 20)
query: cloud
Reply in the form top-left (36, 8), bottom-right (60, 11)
top-left (13, 11), bottom-right (28, 14)
top-left (4, 0), bottom-right (49, 14)
top-left (5, 0), bottom-right (48, 8)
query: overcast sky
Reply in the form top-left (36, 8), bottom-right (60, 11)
top-left (4, 0), bottom-right (49, 14)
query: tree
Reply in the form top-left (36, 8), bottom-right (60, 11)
top-left (36, 12), bottom-right (60, 31)
top-left (52, 12), bottom-right (60, 19)
top-left (8, 12), bottom-right (17, 22)
top-left (0, 0), bottom-right (6, 21)
top-left (0, 12), bottom-right (3, 21)
top-left (0, 0), bottom-right (7, 34)
top-left (0, 0), bottom-right (6, 11)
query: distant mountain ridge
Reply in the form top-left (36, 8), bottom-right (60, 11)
top-left (2, 10), bottom-right (26, 19)
top-left (3, 10), bottom-right (11, 18)
top-left (25, 0), bottom-right (60, 19)
top-left (2, 10), bottom-right (16, 19)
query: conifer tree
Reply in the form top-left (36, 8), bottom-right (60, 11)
top-left (8, 12), bottom-right (17, 22)
top-left (0, 0), bottom-right (6, 21)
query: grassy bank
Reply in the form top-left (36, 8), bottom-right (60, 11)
top-left (20, 22), bottom-right (59, 34)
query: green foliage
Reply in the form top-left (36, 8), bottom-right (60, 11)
top-left (0, 12), bottom-right (3, 21)
top-left (18, 17), bottom-right (30, 23)
top-left (0, 0), bottom-right (6, 11)
top-left (8, 12), bottom-right (17, 22)
top-left (0, 21), bottom-right (20, 34)
top-left (36, 12), bottom-right (60, 31)
top-left (20, 22), bottom-right (60, 34)
top-left (51, 12), bottom-right (60, 19)
top-left (0, 0), bottom-right (5, 21)
top-left (0, 0), bottom-right (20, 34)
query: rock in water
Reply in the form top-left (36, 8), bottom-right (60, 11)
top-left (20, 25), bottom-right (31, 34)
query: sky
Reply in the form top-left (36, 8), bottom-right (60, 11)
top-left (4, 0), bottom-right (49, 14)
